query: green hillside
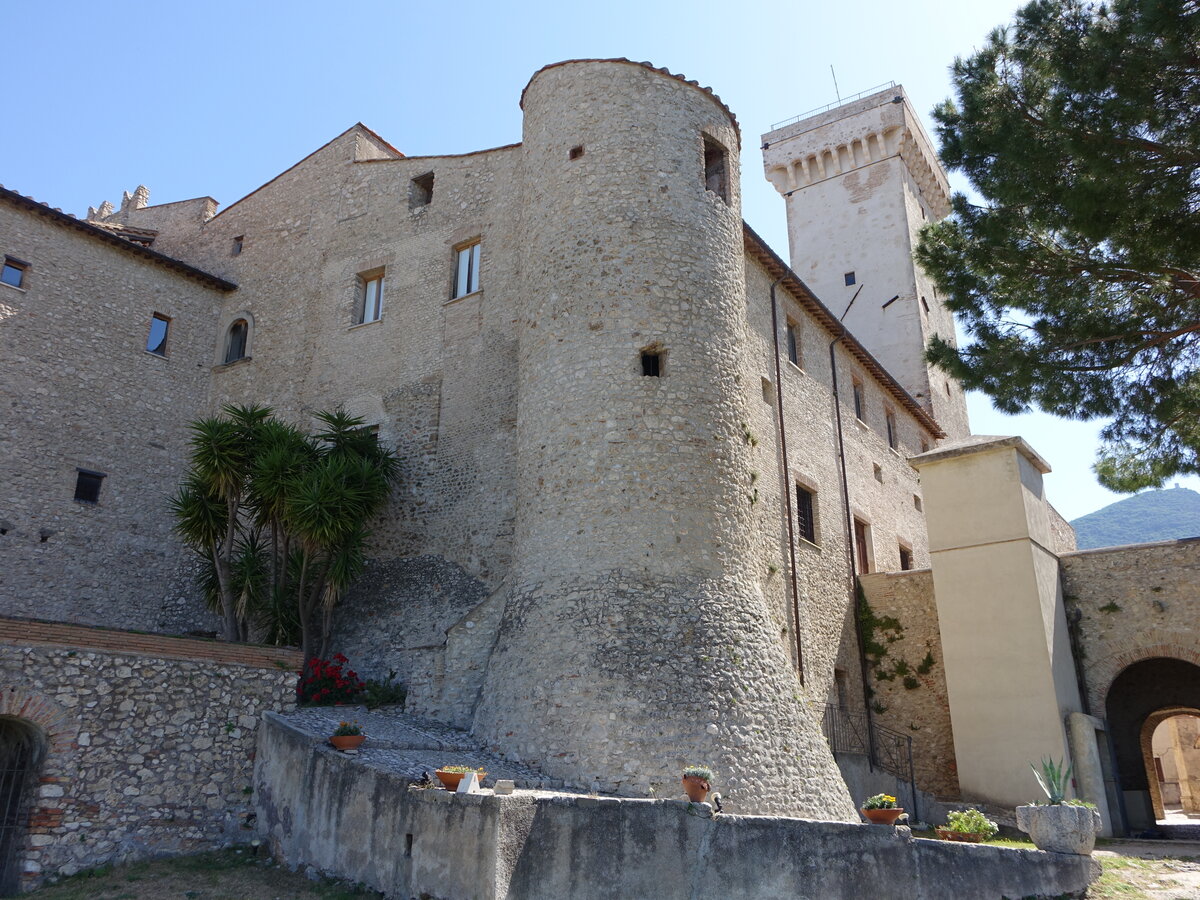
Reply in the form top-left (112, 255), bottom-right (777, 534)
top-left (1070, 487), bottom-right (1200, 550)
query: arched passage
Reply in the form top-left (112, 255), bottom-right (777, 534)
top-left (1106, 657), bottom-right (1200, 832)
top-left (1146, 712), bottom-right (1200, 823)
top-left (0, 717), bottom-right (46, 897)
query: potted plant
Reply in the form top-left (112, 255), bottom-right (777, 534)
top-left (1016, 757), bottom-right (1102, 854)
top-left (435, 765), bottom-right (487, 791)
top-left (861, 792), bottom-right (905, 825)
top-left (682, 765), bottom-right (713, 802)
top-left (329, 721), bottom-right (365, 751)
top-left (936, 807), bottom-right (998, 843)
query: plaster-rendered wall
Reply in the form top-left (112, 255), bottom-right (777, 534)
top-left (0, 200), bottom-right (226, 634)
top-left (0, 619), bottom-right (298, 892)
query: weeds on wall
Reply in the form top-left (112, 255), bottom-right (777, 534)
top-left (857, 585), bottom-right (938, 694)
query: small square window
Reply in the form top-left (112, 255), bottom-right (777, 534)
top-left (410, 172), bottom-right (434, 209)
top-left (786, 321), bottom-right (799, 366)
top-left (796, 484), bottom-right (816, 544)
top-left (844, 271), bottom-right (856, 286)
top-left (74, 469), bottom-right (105, 504)
top-left (569, 145), bottom-right (585, 160)
top-left (641, 350), bottom-right (662, 377)
top-left (2, 257), bottom-right (28, 288)
top-left (232, 235), bottom-right (244, 256)
top-left (703, 136), bottom-right (728, 203)
top-left (453, 241), bottom-right (481, 298)
top-left (359, 272), bottom-right (384, 323)
top-left (145, 313), bottom-right (170, 356)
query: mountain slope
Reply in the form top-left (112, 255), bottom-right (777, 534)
top-left (1070, 487), bottom-right (1200, 550)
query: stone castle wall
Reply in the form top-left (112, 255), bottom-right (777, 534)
top-left (0, 618), bottom-right (298, 892)
top-left (0, 197), bottom-right (228, 634)
top-left (1060, 537), bottom-right (1200, 714)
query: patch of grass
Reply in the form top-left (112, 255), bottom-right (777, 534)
top-left (27, 849), bottom-right (382, 900)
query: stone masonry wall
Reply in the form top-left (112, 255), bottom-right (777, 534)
top-left (0, 197), bottom-right (228, 635)
top-left (858, 570), bottom-right (959, 799)
top-left (0, 618), bottom-right (299, 892)
top-left (1060, 537), bottom-right (1200, 714)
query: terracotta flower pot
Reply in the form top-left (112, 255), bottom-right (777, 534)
top-left (330, 734), bottom-right (365, 751)
top-left (436, 769), bottom-right (486, 791)
top-left (936, 827), bottom-right (984, 842)
top-left (682, 775), bottom-right (710, 802)
top-left (861, 807), bottom-right (905, 825)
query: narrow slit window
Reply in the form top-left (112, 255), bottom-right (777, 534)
top-left (703, 136), bottom-right (728, 203)
top-left (74, 469), bottom-right (105, 504)
top-left (145, 313), bottom-right (170, 356)
top-left (1, 256), bottom-right (28, 288)
top-left (873, 463), bottom-right (883, 484)
top-left (453, 241), bottom-right (481, 298)
top-left (796, 485), bottom-right (816, 544)
top-left (786, 321), bottom-right (799, 366)
top-left (224, 319), bottom-right (248, 364)
top-left (410, 172), bottom-right (434, 209)
top-left (359, 273), bottom-right (384, 323)
top-left (852, 378), bottom-right (865, 421)
top-left (885, 410), bottom-right (898, 449)
top-left (913, 494), bottom-right (923, 512)
top-left (232, 235), bottom-right (244, 256)
top-left (641, 350), bottom-right (662, 377)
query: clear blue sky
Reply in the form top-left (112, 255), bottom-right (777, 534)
top-left (5, 0), bottom-right (1194, 519)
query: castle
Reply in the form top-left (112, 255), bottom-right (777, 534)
top-left (1, 58), bottom-right (1197, 888)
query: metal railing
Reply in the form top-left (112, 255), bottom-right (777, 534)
top-left (770, 82), bottom-right (898, 132)
top-left (821, 704), bottom-right (919, 821)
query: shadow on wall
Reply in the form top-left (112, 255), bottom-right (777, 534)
top-left (330, 556), bottom-right (502, 729)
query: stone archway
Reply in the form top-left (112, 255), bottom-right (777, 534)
top-left (1143, 710), bottom-right (1200, 823)
top-left (1105, 658), bottom-right (1200, 833)
top-left (0, 718), bottom-right (47, 896)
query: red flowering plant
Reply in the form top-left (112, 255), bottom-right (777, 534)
top-left (298, 653), bottom-right (366, 705)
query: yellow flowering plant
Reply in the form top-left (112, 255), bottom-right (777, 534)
top-left (862, 793), bottom-right (899, 810)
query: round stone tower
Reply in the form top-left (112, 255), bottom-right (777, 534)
top-left (475, 59), bottom-right (855, 819)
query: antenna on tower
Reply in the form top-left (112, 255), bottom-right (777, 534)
top-left (831, 65), bottom-right (841, 102)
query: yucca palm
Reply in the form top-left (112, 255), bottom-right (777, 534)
top-left (171, 405), bottom-right (398, 654)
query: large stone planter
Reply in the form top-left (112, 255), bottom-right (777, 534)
top-left (1016, 804), bottom-right (1102, 854)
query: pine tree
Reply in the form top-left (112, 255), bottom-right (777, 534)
top-left (915, 0), bottom-right (1200, 490)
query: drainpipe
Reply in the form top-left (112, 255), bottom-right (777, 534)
top-left (769, 276), bottom-right (804, 685)
top-left (829, 328), bottom-right (877, 765)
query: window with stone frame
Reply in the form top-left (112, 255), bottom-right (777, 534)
top-left (703, 135), bottom-right (729, 203)
top-left (852, 377), bottom-right (866, 422)
top-left (359, 271), bottom-right (384, 324)
top-left (145, 313), bottom-right (170, 357)
top-left (796, 483), bottom-right (817, 544)
top-left (1, 256), bottom-right (28, 289)
top-left (224, 319), bottom-right (248, 364)
top-left (453, 241), bottom-right (481, 299)
top-left (786, 320), bottom-right (800, 367)
top-left (885, 408), bottom-right (898, 450)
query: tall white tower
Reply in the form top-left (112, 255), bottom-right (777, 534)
top-left (762, 85), bottom-right (970, 438)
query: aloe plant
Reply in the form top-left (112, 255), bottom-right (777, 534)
top-left (1030, 756), bottom-right (1073, 805)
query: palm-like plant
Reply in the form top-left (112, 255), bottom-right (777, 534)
top-left (171, 405), bottom-right (398, 655)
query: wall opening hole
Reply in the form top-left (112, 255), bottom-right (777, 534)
top-left (641, 350), bottom-right (662, 377)
top-left (410, 172), bottom-right (434, 209)
top-left (74, 469), bottom-right (105, 504)
top-left (569, 145), bottom-right (584, 160)
top-left (232, 235), bottom-right (244, 256)
top-left (702, 136), bottom-right (729, 203)
top-left (873, 463), bottom-right (883, 484)
top-left (761, 377), bottom-right (773, 403)
top-left (405, 833), bottom-right (413, 857)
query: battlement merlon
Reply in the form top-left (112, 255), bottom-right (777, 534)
top-left (761, 85), bottom-right (950, 218)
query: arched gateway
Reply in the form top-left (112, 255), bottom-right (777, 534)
top-left (0, 718), bottom-right (46, 896)
top-left (1105, 658), bottom-right (1200, 832)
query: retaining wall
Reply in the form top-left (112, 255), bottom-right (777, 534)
top-left (256, 712), bottom-right (1098, 900)
top-left (0, 618), bottom-right (300, 891)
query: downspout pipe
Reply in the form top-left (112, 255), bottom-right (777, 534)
top-left (769, 277), bottom-right (804, 685)
top-left (830, 327), bottom-right (877, 762)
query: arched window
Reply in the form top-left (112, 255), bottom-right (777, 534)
top-left (224, 319), bottom-right (248, 364)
